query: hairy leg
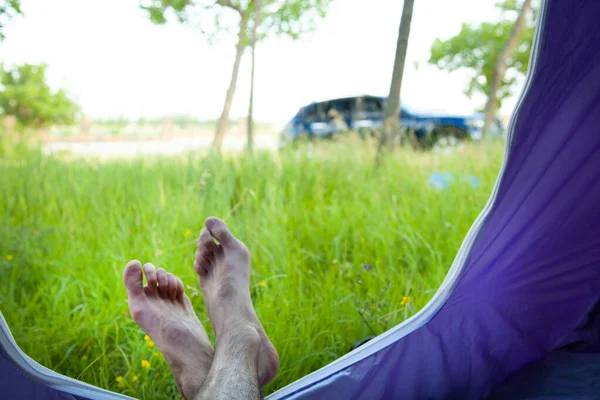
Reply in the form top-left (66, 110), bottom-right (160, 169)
top-left (196, 326), bottom-right (262, 400)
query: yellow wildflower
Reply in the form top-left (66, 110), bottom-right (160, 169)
top-left (147, 340), bottom-right (155, 348)
top-left (115, 376), bottom-right (125, 388)
top-left (132, 375), bottom-right (138, 382)
top-left (144, 335), bottom-right (150, 341)
top-left (184, 228), bottom-right (192, 237)
top-left (260, 281), bottom-right (267, 288)
top-left (6, 255), bottom-right (13, 261)
top-left (141, 359), bottom-right (150, 369)
top-left (401, 296), bottom-right (411, 307)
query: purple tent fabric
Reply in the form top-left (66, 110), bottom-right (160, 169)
top-left (0, 347), bottom-right (74, 399)
top-left (0, 312), bottom-right (132, 399)
top-left (269, 0), bottom-right (600, 398)
top-left (2, 0), bottom-right (600, 398)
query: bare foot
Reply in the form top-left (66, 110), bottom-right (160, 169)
top-left (123, 260), bottom-right (214, 399)
top-left (194, 217), bottom-right (280, 387)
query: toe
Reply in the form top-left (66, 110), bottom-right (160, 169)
top-left (194, 259), bottom-right (208, 277)
top-left (167, 273), bottom-right (178, 299)
top-left (175, 277), bottom-right (185, 299)
top-left (123, 260), bottom-right (144, 298)
top-left (157, 268), bottom-right (169, 297)
top-left (144, 263), bottom-right (158, 293)
top-left (195, 248), bottom-right (212, 274)
top-left (205, 217), bottom-right (237, 248)
top-left (205, 217), bottom-right (249, 262)
top-left (199, 228), bottom-right (220, 256)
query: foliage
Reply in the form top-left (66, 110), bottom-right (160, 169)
top-left (0, 0), bottom-right (22, 41)
top-left (0, 141), bottom-right (504, 397)
top-left (139, 0), bottom-right (333, 45)
top-left (140, 0), bottom-right (332, 150)
top-left (0, 63), bottom-right (79, 129)
top-left (428, 0), bottom-right (538, 109)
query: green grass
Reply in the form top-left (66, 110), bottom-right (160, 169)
top-left (0, 140), bottom-right (504, 398)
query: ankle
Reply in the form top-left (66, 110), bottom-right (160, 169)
top-left (178, 374), bottom-right (206, 400)
top-left (215, 324), bottom-right (261, 360)
top-left (169, 346), bottom-right (213, 399)
top-left (213, 304), bottom-right (256, 338)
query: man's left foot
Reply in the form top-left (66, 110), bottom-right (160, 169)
top-left (123, 260), bottom-right (213, 399)
top-left (194, 217), bottom-right (280, 387)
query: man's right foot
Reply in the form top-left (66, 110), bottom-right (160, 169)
top-left (194, 217), bottom-right (280, 387)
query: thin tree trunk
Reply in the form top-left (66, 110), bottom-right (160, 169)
top-left (247, 0), bottom-right (260, 152)
top-left (377, 0), bottom-right (415, 157)
top-left (212, 13), bottom-right (249, 151)
top-left (482, 0), bottom-right (532, 139)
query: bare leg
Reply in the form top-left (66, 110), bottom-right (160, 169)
top-left (193, 217), bottom-right (279, 398)
top-left (196, 325), bottom-right (262, 399)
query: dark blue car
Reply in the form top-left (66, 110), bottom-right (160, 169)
top-left (280, 95), bottom-right (504, 148)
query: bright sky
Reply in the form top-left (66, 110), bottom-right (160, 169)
top-left (0, 0), bottom-right (520, 126)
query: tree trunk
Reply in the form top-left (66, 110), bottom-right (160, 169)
top-left (377, 0), bottom-right (415, 156)
top-left (212, 13), bottom-right (249, 151)
top-left (482, 0), bottom-right (532, 139)
top-left (247, 0), bottom-right (260, 152)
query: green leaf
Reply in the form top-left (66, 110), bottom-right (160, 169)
top-left (139, 0), bottom-right (333, 44)
top-left (428, 0), bottom-right (538, 108)
top-left (0, 0), bottom-right (23, 41)
top-left (0, 63), bottom-right (79, 129)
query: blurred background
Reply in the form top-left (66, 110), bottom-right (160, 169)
top-left (0, 0), bottom-right (535, 152)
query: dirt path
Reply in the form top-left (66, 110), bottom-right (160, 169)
top-left (42, 134), bottom-right (280, 158)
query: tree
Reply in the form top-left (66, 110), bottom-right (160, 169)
top-left (247, 0), bottom-right (260, 152)
top-left (429, 0), bottom-right (537, 125)
top-left (140, 0), bottom-right (333, 151)
top-left (482, 0), bottom-right (532, 138)
top-left (0, 63), bottom-right (79, 130)
top-left (0, 0), bottom-right (21, 41)
top-left (377, 0), bottom-right (415, 155)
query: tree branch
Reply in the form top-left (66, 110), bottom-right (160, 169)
top-left (215, 0), bottom-right (242, 15)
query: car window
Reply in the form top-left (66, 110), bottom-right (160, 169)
top-left (354, 97), bottom-right (383, 120)
top-left (363, 97), bottom-right (383, 112)
top-left (327, 98), bottom-right (354, 119)
top-left (301, 102), bottom-right (328, 123)
top-left (316, 102), bottom-right (328, 121)
top-left (303, 104), bottom-right (316, 118)
top-left (302, 103), bottom-right (319, 122)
